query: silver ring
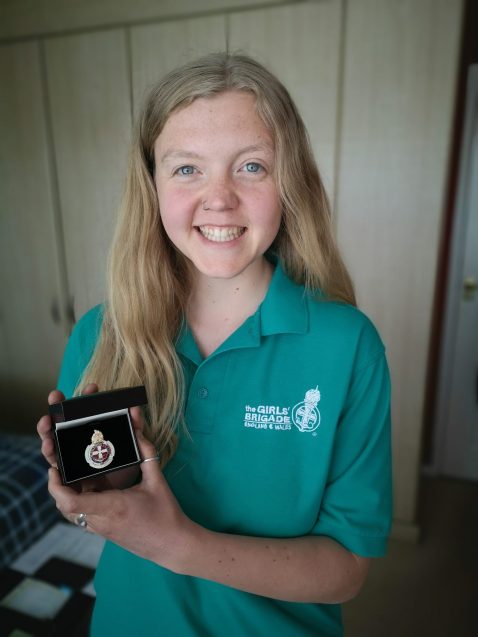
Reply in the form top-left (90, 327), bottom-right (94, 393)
top-left (74, 512), bottom-right (87, 528)
top-left (141, 455), bottom-right (161, 464)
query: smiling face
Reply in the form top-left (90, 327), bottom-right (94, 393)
top-left (153, 91), bottom-right (282, 284)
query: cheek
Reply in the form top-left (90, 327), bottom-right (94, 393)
top-left (254, 188), bottom-right (282, 227)
top-left (157, 187), bottom-right (196, 227)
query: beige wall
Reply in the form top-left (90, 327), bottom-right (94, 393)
top-left (0, 0), bottom-right (464, 535)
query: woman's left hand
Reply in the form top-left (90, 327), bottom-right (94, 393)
top-left (47, 406), bottom-right (195, 572)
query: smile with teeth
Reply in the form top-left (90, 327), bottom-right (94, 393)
top-left (197, 225), bottom-right (246, 242)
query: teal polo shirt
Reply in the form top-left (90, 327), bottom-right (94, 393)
top-left (57, 262), bottom-right (392, 637)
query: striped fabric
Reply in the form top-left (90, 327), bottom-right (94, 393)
top-left (0, 433), bottom-right (60, 569)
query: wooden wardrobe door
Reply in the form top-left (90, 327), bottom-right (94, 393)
top-left (131, 15), bottom-right (226, 116)
top-left (335, 0), bottom-right (463, 527)
top-left (229, 0), bottom-right (342, 204)
top-left (0, 42), bottom-right (67, 429)
top-left (45, 29), bottom-right (132, 319)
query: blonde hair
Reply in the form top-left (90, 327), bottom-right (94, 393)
top-left (78, 53), bottom-right (355, 464)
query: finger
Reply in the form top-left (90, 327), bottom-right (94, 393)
top-left (37, 413), bottom-right (54, 439)
top-left (38, 390), bottom-right (63, 462)
top-left (38, 390), bottom-right (62, 441)
top-left (81, 383), bottom-right (99, 395)
top-left (129, 405), bottom-right (145, 434)
top-left (41, 437), bottom-right (58, 468)
top-left (136, 430), bottom-right (161, 483)
top-left (48, 389), bottom-right (65, 405)
top-left (37, 413), bottom-right (58, 467)
top-left (57, 504), bottom-right (94, 533)
top-left (48, 467), bottom-right (83, 514)
top-left (48, 467), bottom-right (119, 517)
top-left (80, 477), bottom-right (102, 493)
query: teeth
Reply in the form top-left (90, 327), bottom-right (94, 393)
top-left (198, 225), bottom-right (246, 242)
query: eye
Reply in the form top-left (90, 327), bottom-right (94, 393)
top-left (174, 165), bottom-right (196, 176)
top-left (243, 162), bottom-right (263, 174)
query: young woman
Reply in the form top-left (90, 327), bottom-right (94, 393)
top-left (38, 53), bottom-right (392, 636)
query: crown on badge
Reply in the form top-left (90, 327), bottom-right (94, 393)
top-left (304, 387), bottom-right (321, 406)
top-left (91, 429), bottom-right (104, 444)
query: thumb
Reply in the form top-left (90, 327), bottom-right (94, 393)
top-left (129, 405), bottom-right (145, 434)
top-left (136, 430), bottom-right (161, 480)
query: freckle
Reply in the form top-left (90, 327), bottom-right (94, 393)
top-left (231, 557), bottom-right (235, 561)
top-left (218, 560), bottom-right (222, 563)
top-left (286, 556), bottom-right (290, 560)
top-left (265, 545), bottom-right (269, 549)
top-left (273, 559), bottom-right (276, 562)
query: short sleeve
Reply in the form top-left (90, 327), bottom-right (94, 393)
top-left (311, 351), bottom-right (392, 557)
top-left (57, 305), bottom-right (103, 398)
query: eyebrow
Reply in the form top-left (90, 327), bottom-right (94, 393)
top-left (159, 144), bottom-right (274, 164)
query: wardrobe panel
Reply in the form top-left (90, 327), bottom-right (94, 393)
top-left (45, 29), bottom-right (132, 319)
top-left (229, 0), bottom-right (342, 202)
top-left (335, 0), bottom-right (463, 524)
top-left (131, 15), bottom-right (226, 116)
top-left (0, 0), bottom-right (285, 40)
top-left (0, 41), bottom-right (66, 429)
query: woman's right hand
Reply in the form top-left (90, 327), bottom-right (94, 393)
top-left (37, 383), bottom-right (142, 494)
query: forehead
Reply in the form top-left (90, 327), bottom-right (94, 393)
top-left (154, 91), bottom-right (274, 152)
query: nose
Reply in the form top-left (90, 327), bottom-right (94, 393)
top-left (202, 174), bottom-right (239, 212)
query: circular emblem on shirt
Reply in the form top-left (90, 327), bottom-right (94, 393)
top-left (85, 429), bottom-right (115, 469)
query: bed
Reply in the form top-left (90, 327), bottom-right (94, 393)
top-left (0, 433), bottom-right (60, 569)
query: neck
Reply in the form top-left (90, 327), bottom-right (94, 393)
top-left (191, 258), bottom-right (273, 309)
top-left (186, 257), bottom-right (273, 357)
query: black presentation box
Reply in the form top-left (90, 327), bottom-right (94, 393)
top-left (49, 386), bottom-right (147, 485)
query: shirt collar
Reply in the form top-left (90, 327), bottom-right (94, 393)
top-left (259, 259), bottom-right (308, 336)
top-left (176, 320), bottom-right (203, 366)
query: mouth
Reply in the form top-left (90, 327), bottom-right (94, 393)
top-left (197, 225), bottom-right (246, 243)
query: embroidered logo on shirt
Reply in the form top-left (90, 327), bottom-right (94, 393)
top-left (243, 387), bottom-right (321, 434)
top-left (292, 387), bottom-right (321, 433)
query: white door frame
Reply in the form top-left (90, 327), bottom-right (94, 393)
top-left (432, 64), bottom-right (478, 478)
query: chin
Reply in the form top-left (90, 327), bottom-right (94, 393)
top-left (193, 260), bottom-right (253, 281)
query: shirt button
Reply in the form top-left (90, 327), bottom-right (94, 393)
top-left (197, 387), bottom-right (208, 399)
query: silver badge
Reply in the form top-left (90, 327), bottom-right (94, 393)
top-left (85, 429), bottom-right (115, 469)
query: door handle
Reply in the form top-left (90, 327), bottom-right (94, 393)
top-left (66, 296), bottom-right (76, 326)
top-left (50, 298), bottom-right (61, 324)
top-left (463, 276), bottom-right (477, 300)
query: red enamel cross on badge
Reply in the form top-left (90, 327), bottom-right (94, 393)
top-left (85, 429), bottom-right (115, 469)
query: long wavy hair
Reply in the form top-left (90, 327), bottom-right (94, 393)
top-left (78, 52), bottom-right (355, 464)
